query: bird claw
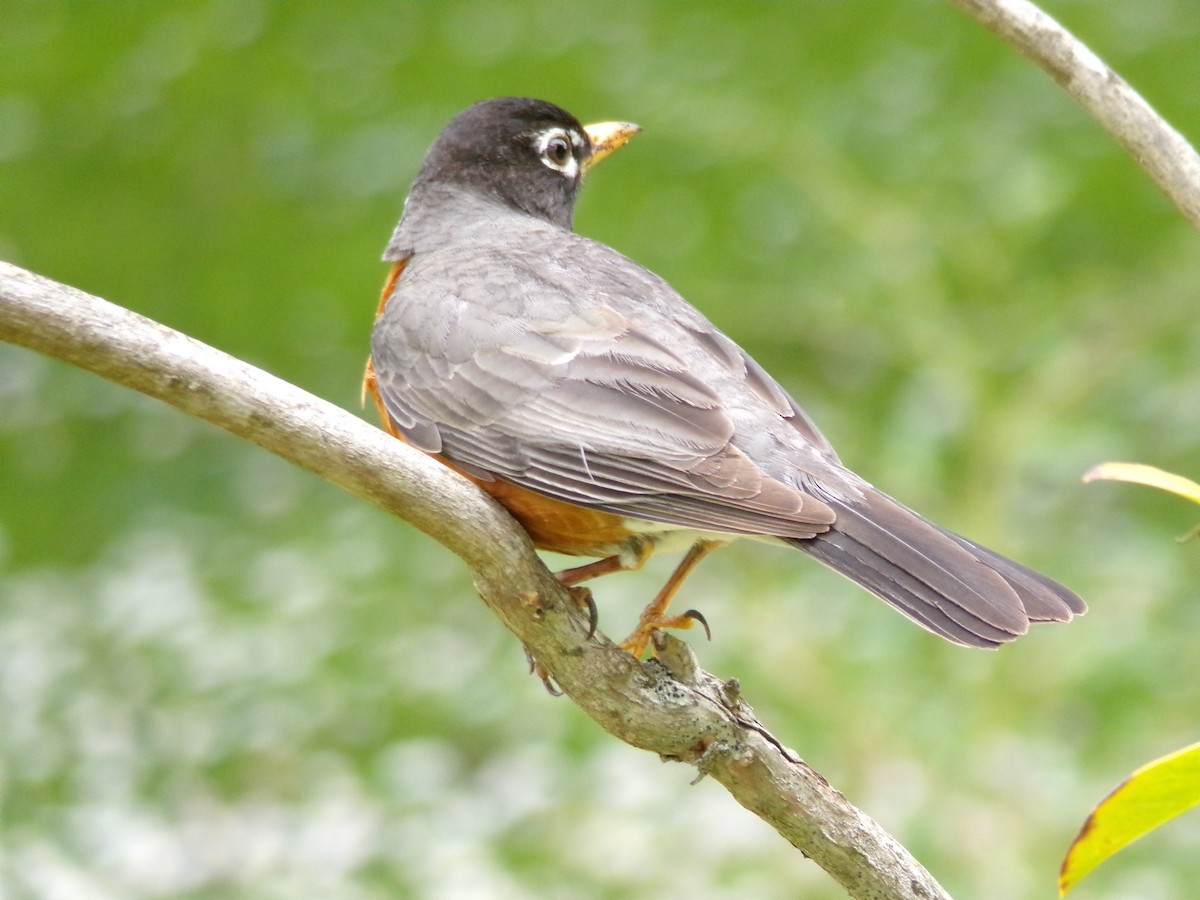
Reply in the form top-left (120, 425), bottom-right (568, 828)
top-left (618, 607), bottom-right (713, 660)
top-left (682, 608), bottom-right (711, 642)
top-left (567, 585), bottom-right (599, 640)
top-left (523, 646), bottom-right (564, 696)
top-left (520, 583), bottom-right (598, 696)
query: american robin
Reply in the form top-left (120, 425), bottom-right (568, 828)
top-left (364, 97), bottom-right (1085, 658)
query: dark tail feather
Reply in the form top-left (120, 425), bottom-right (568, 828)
top-left (788, 489), bottom-right (1085, 649)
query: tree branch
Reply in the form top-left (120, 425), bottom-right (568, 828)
top-left (0, 260), bottom-right (951, 898)
top-left (947, 0), bottom-right (1200, 229)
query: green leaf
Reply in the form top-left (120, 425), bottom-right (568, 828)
top-left (1083, 462), bottom-right (1200, 505)
top-left (1060, 742), bottom-right (1200, 895)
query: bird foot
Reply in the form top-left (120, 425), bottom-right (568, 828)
top-left (619, 608), bottom-right (711, 660)
top-left (523, 646), bottom-right (563, 696)
top-left (566, 585), bottom-right (599, 639)
top-left (521, 586), bottom-right (597, 695)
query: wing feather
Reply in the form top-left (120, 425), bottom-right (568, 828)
top-left (370, 241), bottom-right (837, 534)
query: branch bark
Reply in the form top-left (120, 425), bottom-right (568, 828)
top-left (948, 0), bottom-right (1200, 229)
top-left (0, 260), bottom-right (951, 898)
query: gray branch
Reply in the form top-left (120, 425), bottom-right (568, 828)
top-left (0, 260), bottom-right (951, 898)
top-left (948, 0), bottom-right (1200, 229)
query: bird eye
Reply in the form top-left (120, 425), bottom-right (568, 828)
top-left (546, 137), bottom-right (571, 165)
top-left (539, 131), bottom-right (576, 171)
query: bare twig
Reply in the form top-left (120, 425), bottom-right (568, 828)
top-left (948, 0), bottom-right (1200, 229)
top-left (0, 260), bottom-right (951, 899)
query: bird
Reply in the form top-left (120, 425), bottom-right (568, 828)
top-left (364, 96), bottom-right (1085, 658)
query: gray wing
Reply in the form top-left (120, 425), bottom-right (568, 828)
top-left (370, 244), bottom-right (836, 538)
top-left (371, 237), bottom-right (1085, 649)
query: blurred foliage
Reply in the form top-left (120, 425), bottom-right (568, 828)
top-left (1060, 467), bottom-right (1200, 894)
top-left (1, 2), bottom-right (1199, 898)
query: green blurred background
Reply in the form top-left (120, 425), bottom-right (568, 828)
top-left (2, 2), bottom-right (1198, 897)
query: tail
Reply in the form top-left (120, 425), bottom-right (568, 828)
top-left (788, 489), bottom-right (1086, 648)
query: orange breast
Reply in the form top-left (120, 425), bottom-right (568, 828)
top-left (469, 476), bottom-right (635, 556)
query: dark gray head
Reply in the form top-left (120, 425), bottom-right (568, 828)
top-left (410, 97), bottom-right (639, 230)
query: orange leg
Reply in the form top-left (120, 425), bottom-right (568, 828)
top-left (554, 538), bottom-right (654, 587)
top-left (552, 540), bottom-right (655, 640)
top-left (620, 540), bottom-right (723, 659)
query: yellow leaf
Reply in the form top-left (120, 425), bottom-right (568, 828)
top-left (1083, 462), bottom-right (1200, 505)
top-left (1059, 741), bottom-right (1200, 895)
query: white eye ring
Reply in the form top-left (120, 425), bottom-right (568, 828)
top-left (536, 129), bottom-right (581, 176)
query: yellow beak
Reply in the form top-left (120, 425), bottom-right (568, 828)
top-left (582, 121), bottom-right (641, 172)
